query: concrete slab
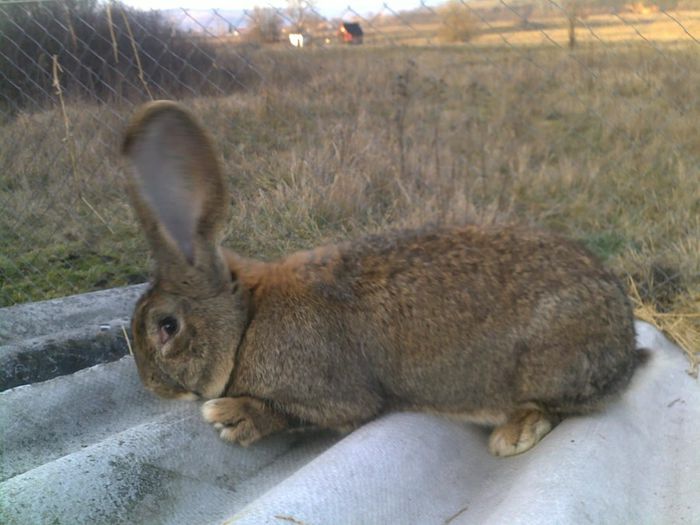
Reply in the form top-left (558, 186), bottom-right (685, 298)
top-left (0, 357), bottom-right (338, 525)
top-left (0, 284), bottom-right (146, 345)
top-left (0, 285), bottom-right (697, 524)
top-left (0, 285), bottom-right (145, 390)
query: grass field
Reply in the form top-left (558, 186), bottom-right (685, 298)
top-left (0, 22), bottom-right (698, 367)
top-left (364, 9), bottom-right (700, 46)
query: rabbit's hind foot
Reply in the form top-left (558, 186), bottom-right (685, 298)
top-left (488, 409), bottom-right (557, 457)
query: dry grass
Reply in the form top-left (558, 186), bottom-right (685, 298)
top-left (1, 41), bottom-right (698, 369)
top-left (472, 10), bottom-right (700, 46)
top-left (629, 278), bottom-right (699, 377)
top-left (363, 9), bottom-right (700, 47)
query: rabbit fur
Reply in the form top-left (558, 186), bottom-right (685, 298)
top-left (121, 100), bottom-right (644, 456)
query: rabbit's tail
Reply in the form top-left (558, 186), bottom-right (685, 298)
top-left (540, 346), bottom-right (649, 417)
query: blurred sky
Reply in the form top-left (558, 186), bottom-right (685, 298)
top-left (120, 0), bottom-right (441, 18)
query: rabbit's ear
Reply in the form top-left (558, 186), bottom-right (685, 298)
top-left (122, 101), bottom-right (230, 291)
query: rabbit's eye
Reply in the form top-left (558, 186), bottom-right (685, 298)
top-left (158, 316), bottom-right (179, 344)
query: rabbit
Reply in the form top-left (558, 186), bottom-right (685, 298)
top-left (121, 100), bottom-right (646, 457)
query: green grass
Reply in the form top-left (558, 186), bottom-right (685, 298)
top-left (0, 227), bottom-right (147, 306)
top-left (580, 231), bottom-right (631, 262)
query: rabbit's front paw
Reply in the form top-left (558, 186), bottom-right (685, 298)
top-left (488, 409), bottom-right (555, 457)
top-left (201, 397), bottom-right (286, 446)
top-left (201, 397), bottom-right (265, 446)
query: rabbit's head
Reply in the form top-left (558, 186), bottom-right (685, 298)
top-left (122, 101), bottom-right (247, 400)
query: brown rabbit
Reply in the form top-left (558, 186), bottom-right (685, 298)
top-left (121, 100), bottom-right (644, 457)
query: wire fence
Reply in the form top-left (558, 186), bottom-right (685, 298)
top-left (1, 0), bottom-right (700, 314)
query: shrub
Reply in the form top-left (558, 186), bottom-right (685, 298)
top-left (245, 7), bottom-right (283, 44)
top-left (437, 1), bottom-right (479, 43)
top-left (0, 0), bottom-right (236, 113)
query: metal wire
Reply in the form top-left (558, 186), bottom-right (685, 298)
top-left (1, 1), bottom-right (698, 306)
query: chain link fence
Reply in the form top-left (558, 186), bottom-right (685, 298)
top-left (1, 0), bottom-right (699, 365)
